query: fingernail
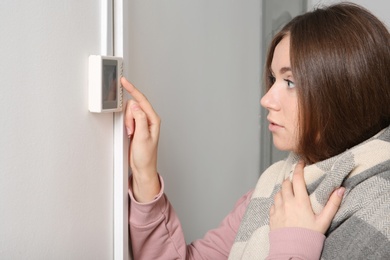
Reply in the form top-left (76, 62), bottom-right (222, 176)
top-left (337, 187), bottom-right (345, 197)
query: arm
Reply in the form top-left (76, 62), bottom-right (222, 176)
top-left (129, 174), bottom-right (253, 260)
top-left (122, 77), bottom-right (161, 203)
top-left (121, 77), bottom-right (252, 259)
top-left (267, 161), bottom-right (344, 259)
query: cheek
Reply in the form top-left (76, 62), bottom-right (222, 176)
top-left (292, 110), bottom-right (299, 131)
top-left (285, 98), bottom-right (299, 126)
top-left (286, 100), bottom-right (300, 148)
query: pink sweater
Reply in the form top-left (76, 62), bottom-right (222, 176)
top-left (129, 175), bottom-right (325, 259)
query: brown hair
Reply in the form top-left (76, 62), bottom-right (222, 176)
top-left (265, 3), bottom-right (390, 164)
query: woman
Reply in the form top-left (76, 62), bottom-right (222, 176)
top-left (123, 2), bottom-right (390, 259)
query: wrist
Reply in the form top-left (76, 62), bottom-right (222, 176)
top-left (131, 172), bottom-right (161, 203)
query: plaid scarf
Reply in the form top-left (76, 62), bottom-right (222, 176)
top-left (229, 126), bottom-right (390, 259)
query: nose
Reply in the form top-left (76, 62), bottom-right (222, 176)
top-left (260, 86), bottom-right (278, 110)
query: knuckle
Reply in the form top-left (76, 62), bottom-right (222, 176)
top-left (330, 199), bottom-right (340, 208)
top-left (136, 110), bottom-right (147, 119)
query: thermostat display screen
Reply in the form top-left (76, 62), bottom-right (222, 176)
top-left (102, 59), bottom-right (118, 110)
top-left (88, 55), bottom-right (123, 113)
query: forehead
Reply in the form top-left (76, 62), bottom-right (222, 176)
top-left (271, 35), bottom-right (291, 73)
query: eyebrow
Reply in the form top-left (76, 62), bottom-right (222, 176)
top-left (280, 67), bottom-right (292, 74)
top-left (270, 67), bottom-right (292, 75)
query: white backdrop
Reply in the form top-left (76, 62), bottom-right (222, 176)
top-left (0, 1), bottom-right (114, 258)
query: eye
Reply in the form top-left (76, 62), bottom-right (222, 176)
top-left (284, 79), bottom-right (295, 89)
top-left (268, 75), bottom-right (276, 84)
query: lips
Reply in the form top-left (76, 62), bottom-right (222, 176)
top-left (267, 117), bottom-right (280, 126)
top-left (267, 117), bottom-right (283, 131)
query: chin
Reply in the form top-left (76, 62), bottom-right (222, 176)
top-left (272, 140), bottom-right (295, 152)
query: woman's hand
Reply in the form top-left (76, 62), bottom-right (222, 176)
top-left (121, 77), bottom-right (161, 203)
top-left (269, 161), bottom-right (345, 234)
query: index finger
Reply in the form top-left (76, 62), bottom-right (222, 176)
top-left (121, 77), bottom-right (158, 118)
top-left (121, 77), bottom-right (148, 104)
top-left (292, 161), bottom-right (309, 199)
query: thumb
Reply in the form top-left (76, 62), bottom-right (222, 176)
top-left (130, 100), bottom-right (150, 140)
top-left (317, 187), bottom-right (345, 233)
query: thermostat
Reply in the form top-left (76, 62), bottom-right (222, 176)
top-left (88, 55), bottom-right (123, 113)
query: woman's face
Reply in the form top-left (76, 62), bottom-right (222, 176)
top-left (260, 35), bottom-right (299, 152)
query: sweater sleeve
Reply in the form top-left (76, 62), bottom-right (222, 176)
top-left (266, 227), bottom-right (325, 260)
top-left (129, 174), bottom-right (253, 260)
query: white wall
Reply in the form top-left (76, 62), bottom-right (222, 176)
top-left (126, 1), bottom-right (261, 243)
top-left (0, 1), bottom-right (114, 259)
